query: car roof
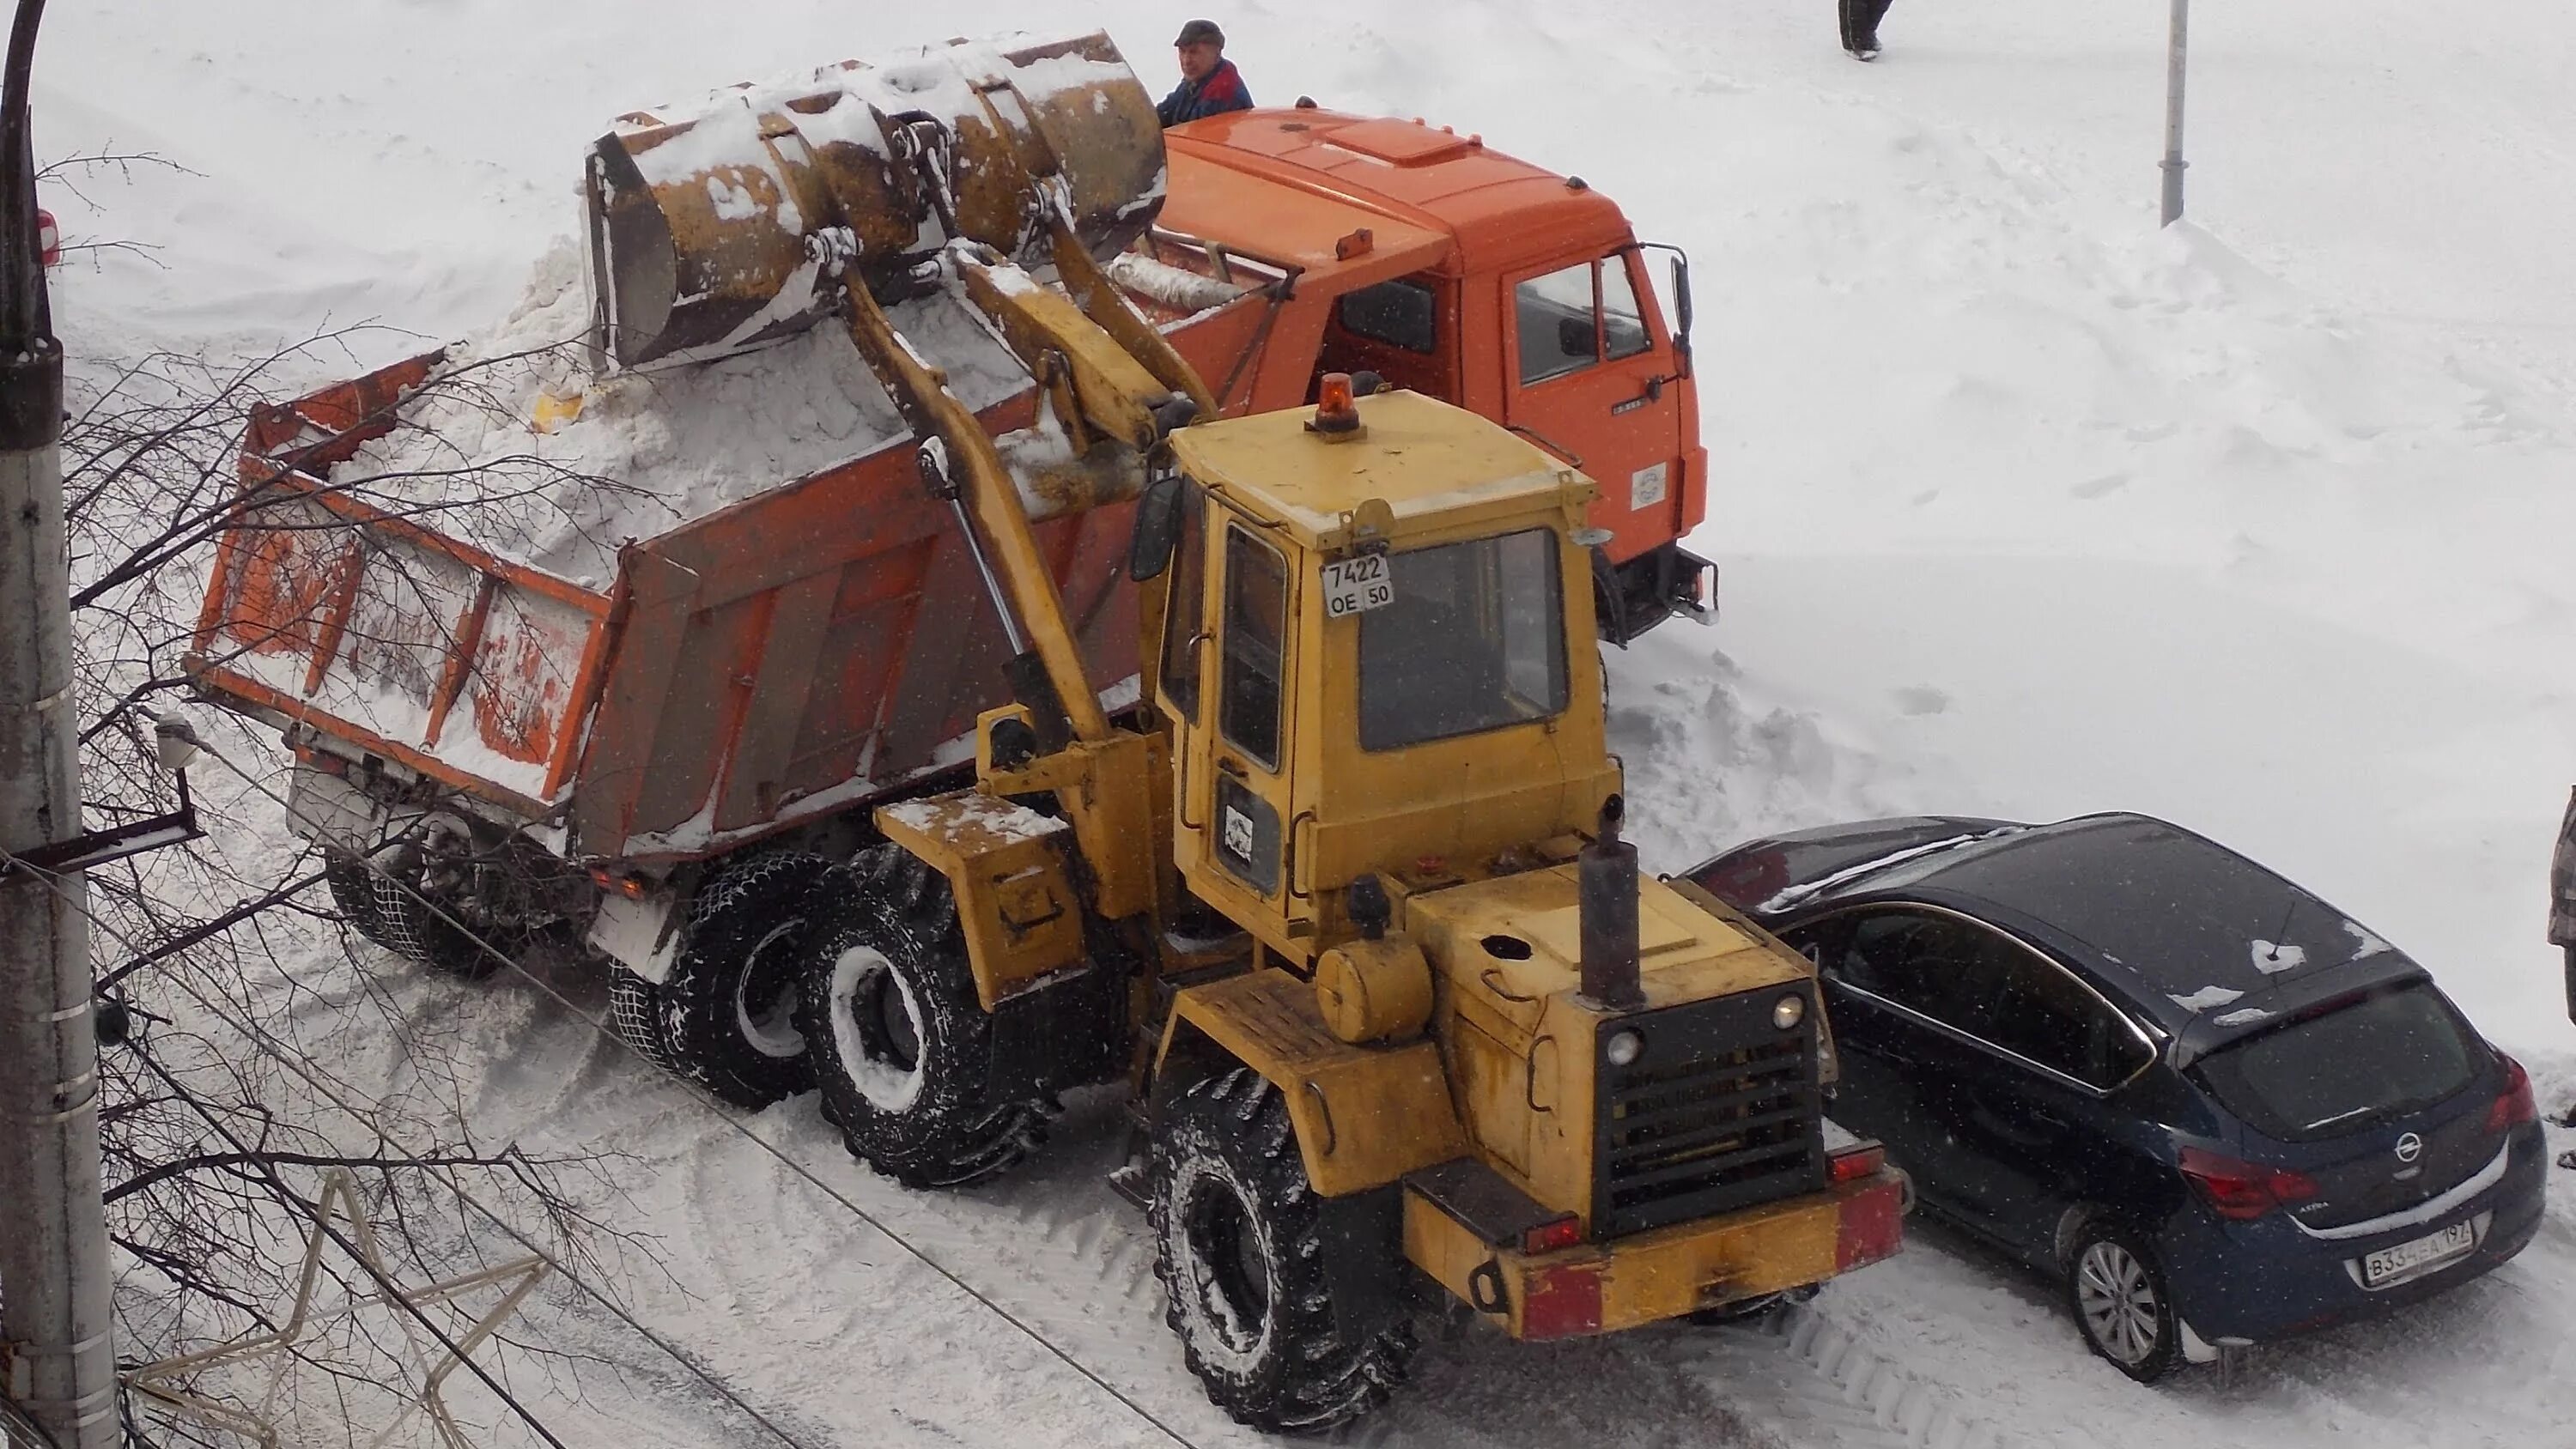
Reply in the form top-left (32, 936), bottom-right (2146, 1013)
top-left (1842, 813), bottom-right (2429, 1042)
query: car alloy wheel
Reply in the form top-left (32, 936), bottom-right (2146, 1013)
top-left (2075, 1240), bottom-right (2160, 1365)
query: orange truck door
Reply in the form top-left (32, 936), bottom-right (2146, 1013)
top-left (1500, 250), bottom-right (1685, 567)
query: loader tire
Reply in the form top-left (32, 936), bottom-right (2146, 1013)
top-left (1151, 1067), bottom-right (1418, 1432)
top-left (797, 846), bottom-right (1057, 1188)
top-left (658, 852), bottom-right (834, 1109)
top-left (605, 965), bottom-right (685, 1078)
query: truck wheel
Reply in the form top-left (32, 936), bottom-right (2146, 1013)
top-left (1151, 1067), bottom-right (1417, 1432)
top-left (2067, 1222), bottom-right (2181, 1383)
top-left (797, 846), bottom-right (1056, 1187)
top-left (606, 965), bottom-right (685, 1077)
top-left (366, 832), bottom-right (500, 979)
top-left (658, 852), bottom-right (834, 1108)
top-left (324, 854), bottom-right (386, 943)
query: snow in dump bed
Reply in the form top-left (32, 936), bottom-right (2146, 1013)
top-left (332, 239), bottom-right (1033, 589)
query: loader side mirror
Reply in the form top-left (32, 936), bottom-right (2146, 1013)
top-left (1129, 474), bottom-right (1188, 581)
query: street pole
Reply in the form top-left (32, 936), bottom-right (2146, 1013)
top-left (2160, 0), bottom-right (2190, 226)
top-left (0, 0), bottom-right (118, 1441)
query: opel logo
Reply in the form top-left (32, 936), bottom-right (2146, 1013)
top-left (2394, 1131), bottom-right (2424, 1164)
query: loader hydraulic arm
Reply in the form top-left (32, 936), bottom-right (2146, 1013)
top-left (832, 267), bottom-right (1119, 745)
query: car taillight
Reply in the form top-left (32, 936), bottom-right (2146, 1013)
top-left (2488, 1053), bottom-right (2537, 1133)
top-left (1521, 1215), bottom-right (1584, 1255)
top-left (2177, 1146), bottom-right (2317, 1221)
top-left (1829, 1143), bottom-right (1886, 1183)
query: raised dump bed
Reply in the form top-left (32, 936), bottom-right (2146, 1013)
top-left (191, 249), bottom-right (1273, 863)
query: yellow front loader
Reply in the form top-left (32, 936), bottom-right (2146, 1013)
top-left (588, 31), bottom-right (1906, 1432)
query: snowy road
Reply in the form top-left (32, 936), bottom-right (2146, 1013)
top-left (48, 0), bottom-right (2576, 1446)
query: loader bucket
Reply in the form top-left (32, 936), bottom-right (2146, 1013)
top-left (585, 31), bottom-right (1169, 370)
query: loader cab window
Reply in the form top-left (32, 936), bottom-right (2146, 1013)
top-left (1158, 481), bottom-right (1208, 721)
top-left (1515, 254), bottom-right (1653, 385)
top-left (1219, 526), bottom-right (1288, 769)
top-left (1358, 529), bottom-right (1567, 749)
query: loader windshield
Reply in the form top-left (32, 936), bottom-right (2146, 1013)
top-left (1358, 530), bottom-right (1567, 749)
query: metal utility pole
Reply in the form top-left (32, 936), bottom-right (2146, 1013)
top-left (2160, 0), bottom-right (2190, 225)
top-left (0, 0), bottom-right (118, 1441)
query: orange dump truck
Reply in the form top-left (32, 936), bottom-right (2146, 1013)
top-left (184, 32), bottom-right (1713, 1070)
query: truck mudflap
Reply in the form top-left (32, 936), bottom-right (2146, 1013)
top-left (1405, 1168), bottom-right (1907, 1343)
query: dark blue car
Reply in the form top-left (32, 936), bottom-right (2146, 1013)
top-left (1680, 812), bottom-right (2547, 1380)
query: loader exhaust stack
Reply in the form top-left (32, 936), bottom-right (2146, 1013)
top-left (584, 31), bottom-right (1169, 369)
top-left (1580, 795), bottom-right (1645, 1011)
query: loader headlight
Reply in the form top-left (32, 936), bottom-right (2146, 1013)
top-left (1604, 1028), bottom-right (1644, 1067)
top-left (1772, 993), bottom-right (1806, 1031)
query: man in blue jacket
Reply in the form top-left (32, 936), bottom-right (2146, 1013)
top-left (1157, 20), bottom-right (1253, 127)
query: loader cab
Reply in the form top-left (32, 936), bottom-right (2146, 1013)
top-left (1145, 389), bottom-right (1622, 965)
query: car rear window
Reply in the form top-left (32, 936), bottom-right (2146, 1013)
top-left (2190, 982), bottom-right (2484, 1140)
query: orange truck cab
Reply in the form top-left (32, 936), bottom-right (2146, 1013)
top-left (1161, 106), bottom-right (1713, 643)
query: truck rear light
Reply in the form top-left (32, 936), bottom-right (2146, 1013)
top-left (1521, 1215), bottom-right (1584, 1255)
top-left (2178, 1146), bottom-right (2317, 1220)
top-left (36, 207), bottom-right (57, 268)
top-left (1833, 1175), bottom-right (1904, 1271)
top-left (1518, 1260), bottom-right (1602, 1341)
top-left (1828, 1143), bottom-right (1886, 1184)
top-left (588, 866), bottom-right (650, 900)
top-left (2488, 1053), bottom-right (2536, 1133)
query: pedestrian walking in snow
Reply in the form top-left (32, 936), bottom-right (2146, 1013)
top-left (2549, 784), bottom-right (2576, 1025)
top-left (2549, 786), bottom-right (2576, 1164)
top-left (1838, 0), bottom-right (1895, 60)
top-left (1157, 19), bottom-right (1254, 127)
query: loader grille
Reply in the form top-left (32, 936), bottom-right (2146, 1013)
top-left (1594, 987), bottom-right (1826, 1238)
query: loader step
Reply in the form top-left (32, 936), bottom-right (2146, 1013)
top-left (1403, 1158), bottom-right (1563, 1247)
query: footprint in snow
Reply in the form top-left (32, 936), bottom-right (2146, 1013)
top-left (1893, 686), bottom-right (1951, 717)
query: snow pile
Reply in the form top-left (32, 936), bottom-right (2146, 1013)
top-left (332, 239), bottom-right (1030, 588)
top-left (40, 0), bottom-right (2576, 1446)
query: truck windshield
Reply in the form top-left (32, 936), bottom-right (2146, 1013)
top-left (1358, 530), bottom-right (1566, 750)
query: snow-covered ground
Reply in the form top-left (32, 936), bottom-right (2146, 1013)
top-left (43, 1), bottom-right (2576, 1446)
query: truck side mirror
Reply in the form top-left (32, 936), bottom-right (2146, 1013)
top-left (1669, 254), bottom-right (1694, 361)
top-left (1129, 474), bottom-right (1187, 581)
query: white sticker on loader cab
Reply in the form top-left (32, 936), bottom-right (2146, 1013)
top-left (1223, 803), bottom-right (1256, 861)
top-left (1321, 553), bottom-right (1394, 618)
top-left (1630, 461), bottom-right (1670, 512)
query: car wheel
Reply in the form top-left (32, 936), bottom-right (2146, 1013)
top-left (2066, 1222), bottom-right (2181, 1382)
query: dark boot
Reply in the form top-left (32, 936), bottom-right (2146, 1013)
top-left (1847, 0), bottom-right (1893, 58)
